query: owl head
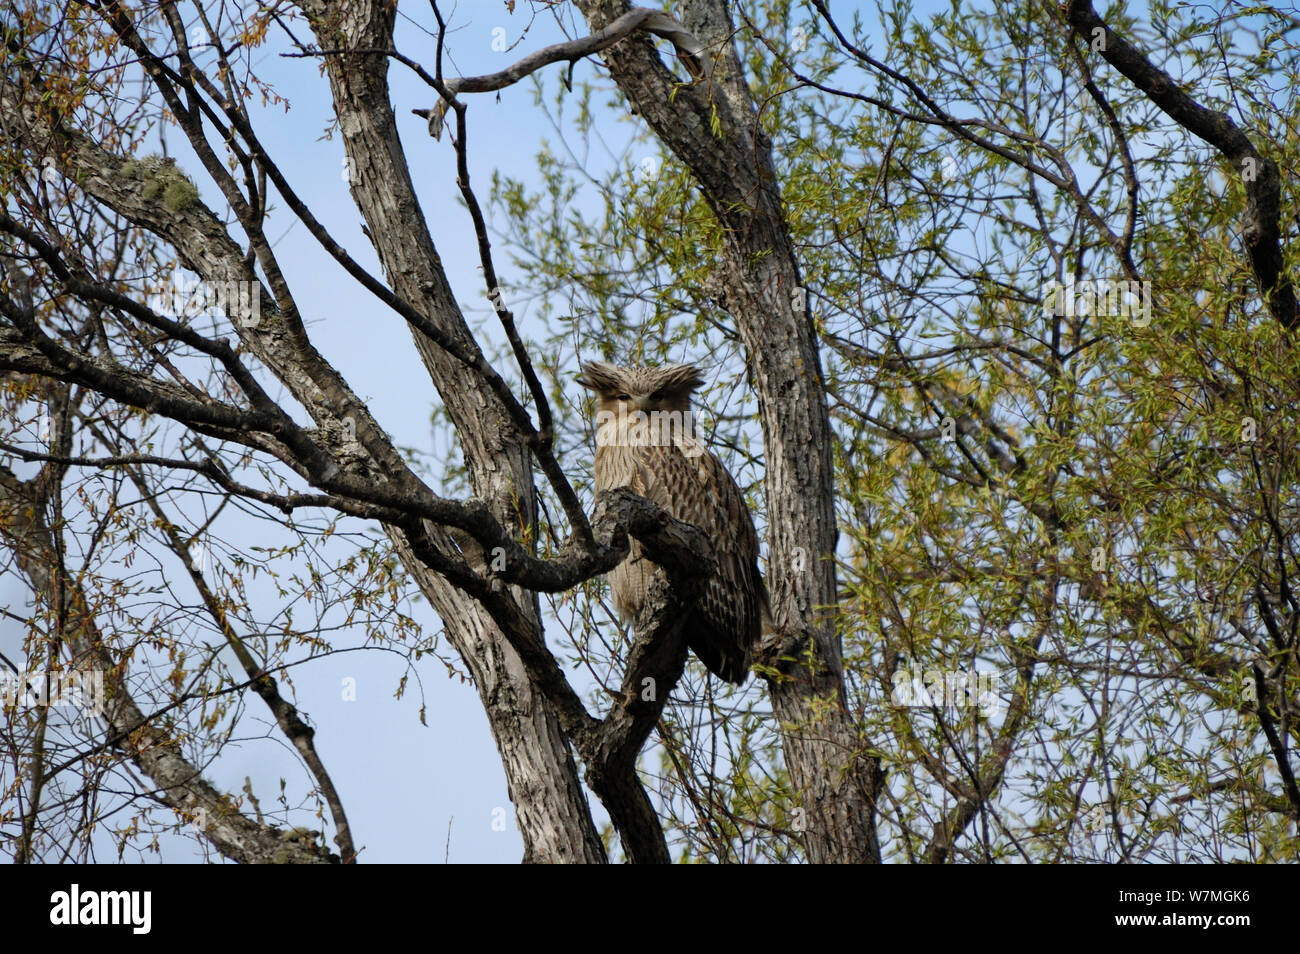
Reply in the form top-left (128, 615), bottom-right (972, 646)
top-left (575, 361), bottom-right (704, 415)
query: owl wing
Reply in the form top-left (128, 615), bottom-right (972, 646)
top-left (637, 437), bottom-right (765, 684)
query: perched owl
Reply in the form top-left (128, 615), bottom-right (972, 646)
top-left (576, 361), bottom-right (766, 684)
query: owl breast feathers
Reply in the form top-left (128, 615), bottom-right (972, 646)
top-left (577, 361), bottom-right (767, 684)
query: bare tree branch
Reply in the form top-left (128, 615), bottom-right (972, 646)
top-left (1062, 0), bottom-right (1298, 329)
top-left (412, 6), bottom-right (712, 139)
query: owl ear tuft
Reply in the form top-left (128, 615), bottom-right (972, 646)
top-left (575, 360), bottom-right (622, 393)
top-left (664, 363), bottom-right (705, 394)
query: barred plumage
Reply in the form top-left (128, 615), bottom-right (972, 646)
top-left (577, 361), bottom-right (765, 683)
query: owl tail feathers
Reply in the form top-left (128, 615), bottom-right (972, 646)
top-left (687, 629), bottom-right (753, 685)
top-left (684, 582), bottom-right (769, 684)
top-left (687, 600), bottom-right (768, 685)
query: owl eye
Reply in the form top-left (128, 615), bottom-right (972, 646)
top-left (650, 389), bottom-right (666, 400)
top-left (615, 393), bottom-right (631, 401)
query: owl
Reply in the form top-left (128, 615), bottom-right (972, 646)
top-left (576, 361), bottom-right (767, 684)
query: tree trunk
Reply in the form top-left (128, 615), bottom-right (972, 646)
top-left (573, 0), bottom-right (882, 863)
top-left (298, 0), bottom-right (606, 862)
